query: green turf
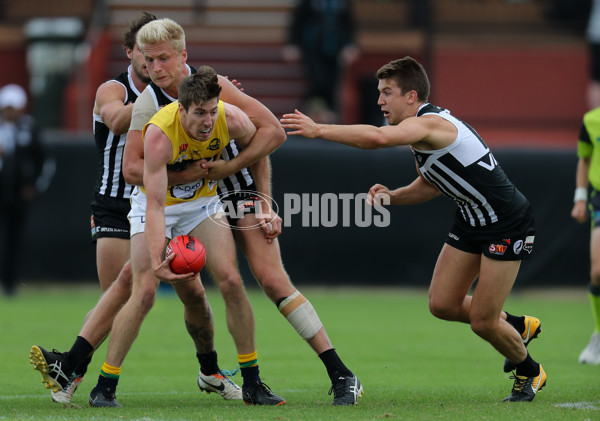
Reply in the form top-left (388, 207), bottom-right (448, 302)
top-left (1, 284), bottom-right (598, 420)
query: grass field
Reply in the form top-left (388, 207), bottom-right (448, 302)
top-left (1, 283), bottom-right (599, 420)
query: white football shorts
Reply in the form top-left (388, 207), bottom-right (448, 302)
top-left (128, 186), bottom-right (224, 239)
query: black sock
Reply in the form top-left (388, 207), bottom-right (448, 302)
top-left (68, 336), bottom-right (94, 371)
top-left (74, 355), bottom-right (93, 377)
top-left (197, 351), bottom-right (220, 376)
top-left (515, 353), bottom-right (540, 377)
top-left (318, 348), bottom-right (352, 382)
top-left (95, 374), bottom-right (119, 391)
top-left (505, 313), bottom-right (525, 334)
top-left (240, 366), bottom-right (260, 386)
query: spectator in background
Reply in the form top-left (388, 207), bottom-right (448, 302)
top-left (587, 0), bottom-right (600, 109)
top-left (0, 84), bottom-right (45, 296)
top-left (571, 106), bottom-right (600, 365)
top-left (282, 0), bottom-right (359, 123)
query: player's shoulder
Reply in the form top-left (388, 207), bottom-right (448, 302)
top-left (584, 107), bottom-right (600, 126)
top-left (133, 87), bottom-right (157, 109)
top-left (95, 78), bottom-right (127, 100)
top-left (222, 101), bottom-right (249, 127)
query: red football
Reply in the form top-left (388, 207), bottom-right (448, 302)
top-left (165, 235), bottom-right (206, 275)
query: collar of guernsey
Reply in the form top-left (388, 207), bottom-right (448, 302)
top-left (141, 100), bottom-right (229, 205)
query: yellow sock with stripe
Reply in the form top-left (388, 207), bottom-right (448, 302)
top-left (100, 362), bottom-right (121, 379)
top-left (96, 362), bottom-right (121, 391)
top-left (238, 351), bottom-right (260, 385)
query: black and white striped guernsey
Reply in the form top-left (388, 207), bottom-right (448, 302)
top-left (411, 103), bottom-right (528, 228)
top-left (146, 68), bottom-right (254, 196)
top-left (92, 66), bottom-right (141, 199)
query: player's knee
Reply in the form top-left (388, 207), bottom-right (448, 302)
top-left (278, 291), bottom-right (323, 341)
top-left (135, 286), bottom-right (157, 313)
top-left (117, 261), bottom-right (133, 286)
top-left (216, 271), bottom-right (244, 298)
top-left (469, 318), bottom-right (495, 339)
top-left (428, 298), bottom-right (454, 321)
top-left (178, 282), bottom-right (207, 306)
top-left (113, 266), bottom-right (133, 297)
top-left (255, 270), bottom-right (293, 302)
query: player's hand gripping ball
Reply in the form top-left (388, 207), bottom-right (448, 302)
top-left (165, 234), bottom-right (206, 275)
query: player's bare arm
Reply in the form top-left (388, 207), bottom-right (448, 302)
top-left (370, 176), bottom-right (440, 207)
top-left (572, 156), bottom-right (591, 223)
top-left (123, 129), bottom-right (145, 185)
top-left (201, 75), bottom-right (285, 178)
top-left (123, 92), bottom-right (156, 185)
top-left (281, 109), bottom-right (455, 150)
top-left (94, 81), bottom-right (132, 136)
top-left (197, 101), bottom-right (258, 180)
top-left (222, 102), bottom-right (281, 240)
top-left (280, 109), bottom-right (415, 148)
top-left (143, 124), bottom-right (195, 284)
top-left (251, 155), bottom-right (282, 242)
top-left (223, 101), bottom-right (257, 148)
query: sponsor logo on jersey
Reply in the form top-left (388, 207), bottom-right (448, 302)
top-left (523, 235), bottom-right (535, 254)
top-left (448, 233), bottom-right (459, 241)
top-left (208, 138), bottom-right (221, 151)
top-left (489, 243), bottom-right (507, 255)
top-left (171, 179), bottom-right (206, 200)
top-left (513, 239), bottom-right (523, 255)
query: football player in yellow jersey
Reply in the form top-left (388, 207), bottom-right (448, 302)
top-left (30, 17), bottom-right (360, 408)
top-left (85, 67), bottom-right (285, 407)
top-left (122, 18), bottom-right (361, 406)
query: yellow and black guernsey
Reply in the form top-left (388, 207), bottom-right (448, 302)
top-left (141, 100), bottom-right (228, 206)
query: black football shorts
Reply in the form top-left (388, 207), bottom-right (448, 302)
top-left (445, 205), bottom-right (535, 261)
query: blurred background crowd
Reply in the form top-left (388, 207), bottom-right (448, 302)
top-left (0, 0), bottom-right (593, 132)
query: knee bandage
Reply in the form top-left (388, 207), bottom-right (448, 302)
top-left (277, 291), bottom-right (323, 341)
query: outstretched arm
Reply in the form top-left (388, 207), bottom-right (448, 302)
top-left (281, 109), bottom-right (438, 149)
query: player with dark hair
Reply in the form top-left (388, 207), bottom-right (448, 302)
top-left (87, 66), bottom-right (280, 408)
top-left (90, 10), bottom-right (155, 295)
top-left (282, 56), bottom-right (547, 402)
top-left (31, 17), bottom-right (286, 406)
top-left (30, 16), bottom-right (361, 407)
top-left (123, 17), bottom-right (362, 406)
top-left (30, 11), bottom-right (156, 404)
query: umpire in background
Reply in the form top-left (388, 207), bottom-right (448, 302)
top-left (0, 84), bottom-right (46, 296)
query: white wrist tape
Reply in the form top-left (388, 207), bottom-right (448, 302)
top-left (278, 291), bottom-right (323, 341)
top-left (574, 187), bottom-right (588, 203)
